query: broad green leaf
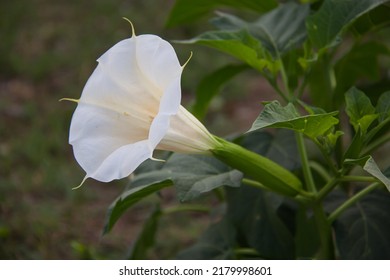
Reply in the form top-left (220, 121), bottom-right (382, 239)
top-left (103, 179), bottom-right (172, 234)
top-left (248, 101), bottom-right (339, 139)
top-left (376, 91), bottom-right (390, 122)
top-left (306, 0), bottom-right (387, 49)
top-left (344, 156), bottom-right (390, 191)
top-left (192, 64), bottom-right (248, 119)
top-left (212, 3), bottom-right (309, 57)
top-left (352, 3), bottom-right (390, 34)
top-left (306, 56), bottom-right (335, 110)
top-left (345, 87), bottom-right (378, 133)
top-left (179, 30), bottom-right (273, 72)
top-left (226, 185), bottom-right (295, 259)
top-left (333, 190), bottom-right (390, 259)
top-left (176, 218), bottom-right (236, 260)
top-left (335, 42), bottom-right (389, 99)
top-left (163, 154), bottom-right (242, 202)
top-left (128, 205), bottom-right (162, 260)
top-left (166, 0), bottom-right (277, 27)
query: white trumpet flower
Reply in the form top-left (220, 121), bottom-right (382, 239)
top-left (68, 25), bottom-right (218, 183)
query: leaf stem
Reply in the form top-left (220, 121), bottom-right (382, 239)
top-left (295, 132), bottom-right (317, 193)
top-left (362, 133), bottom-right (390, 156)
top-left (317, 177), bottom-right (340, 200)
top-left (328, 182), bottom-right (382, 224)
top-left (309, 160), bottom-right (332, 182)
top-left (339, 176), bottom-right (378, 183)
top-left (162, 204), bottom-right (210, 215)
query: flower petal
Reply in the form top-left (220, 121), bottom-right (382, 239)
top-left (69, 34), bottom-right (184, 182)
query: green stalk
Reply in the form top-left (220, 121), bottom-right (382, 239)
top-left (328, 182), bottom-right (381, 224)
top-left (295, 133), bottom-right (317, 193)
top-left (211, 136), bottom-right (304, 197)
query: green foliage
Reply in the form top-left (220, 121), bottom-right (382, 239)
top-left (306, 0), bottom-right (387, 50)
top-left (128, 205), bottom-right (162, 259)
top-left (103, 0), bottom-right (390, 260)
top-left (192, 64), bottom-right (248, 119)
top-left (345, 87), bottom-right (377, 134)
top-left (332, 190), bottom-right (390, 259)
top-left (166, 0), bottom-right (277, 27)
top-left (249, 101), bottom-right (339, 139)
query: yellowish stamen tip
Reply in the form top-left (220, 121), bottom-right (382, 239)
top-left (123, 17), bottom-right (136, 37)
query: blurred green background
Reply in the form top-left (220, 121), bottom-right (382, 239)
top-left (0, 0), bottom-right (262, 259)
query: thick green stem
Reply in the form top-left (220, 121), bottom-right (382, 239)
top-left (328, 182), bottom-right (381, 223)
top-left (295, 132), bottom-right (333, 258)
top-left (312, 202), bottom-right (333, 259)
top-left (211, 136), bottom-right (304, 197)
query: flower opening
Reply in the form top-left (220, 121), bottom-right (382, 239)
top-left (68, 31), bottom-right (217, 183)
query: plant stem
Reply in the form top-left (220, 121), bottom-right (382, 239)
top-left (362, 133), bottom-right (390, 156)
top-left (295, 132), bottom-right (317, 193)
top-left (163, 204), bottom-right (210, 215)
top-left (339, 176), bottom-right (378, 183)
top-left (317, 177), bottom-right (340, 200)
top-left (312, 202), bottom-right (333, 259)
top-left (295, 132), bottom-right (333, 258)
top-left (328, 182), bottom-right (381, 224)
top-left (242, 178), bottom-right (314, 203)
top-left (309, 160), bottom-right (332, 182)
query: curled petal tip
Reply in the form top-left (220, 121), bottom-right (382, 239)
top-left (182, 51), bottom-right (193, 69)
top-left (122, 17), bottom-right (136, 37)
top-left (72, 177), bottom-right (87, 190)
top-left (150, 157), bottom-right (166, 163)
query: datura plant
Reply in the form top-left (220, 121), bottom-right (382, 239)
top-left (65, 0), bottom-right (390, 260)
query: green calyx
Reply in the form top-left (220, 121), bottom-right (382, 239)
top-left (210, 136), bottom-right (303, 197)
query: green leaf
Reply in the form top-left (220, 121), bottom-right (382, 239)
top-left (345, 87), bottom-right (378, 133)
top-left (103, 179), bottom-right (172, 234)
top-left (306, 0), bottom-right (387, 49)
top-left (352, 3), bottom-right (390, 34)
top-left (344, 156), bottom-right (390, 191)
top-left (335, 42), bottom-right (389, 98)
top-left (376, 91), bottom-right (390, 123)
top-left (343, 127), bottom-right (364, 160)
top-left (163, 154), bottom-right (242, 202)
top-left (176, 218), bottom-right (236, 260)
top-left (226, 185), bottom-right (295, 259)
top-left (212, 3), bottom-right (309, 56)
top-left (166, 0), bottom-right (277, 27)
top-left (179, 29), bottom-right (272, 72)
top-left (333, 190), bottom-right (390, 259)
top-left (128, 205), bottom-right (162, 260)
top-left (248, 101), bottom-right (339, 139)
top-left (192, 64), bottom-right (248, 119)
